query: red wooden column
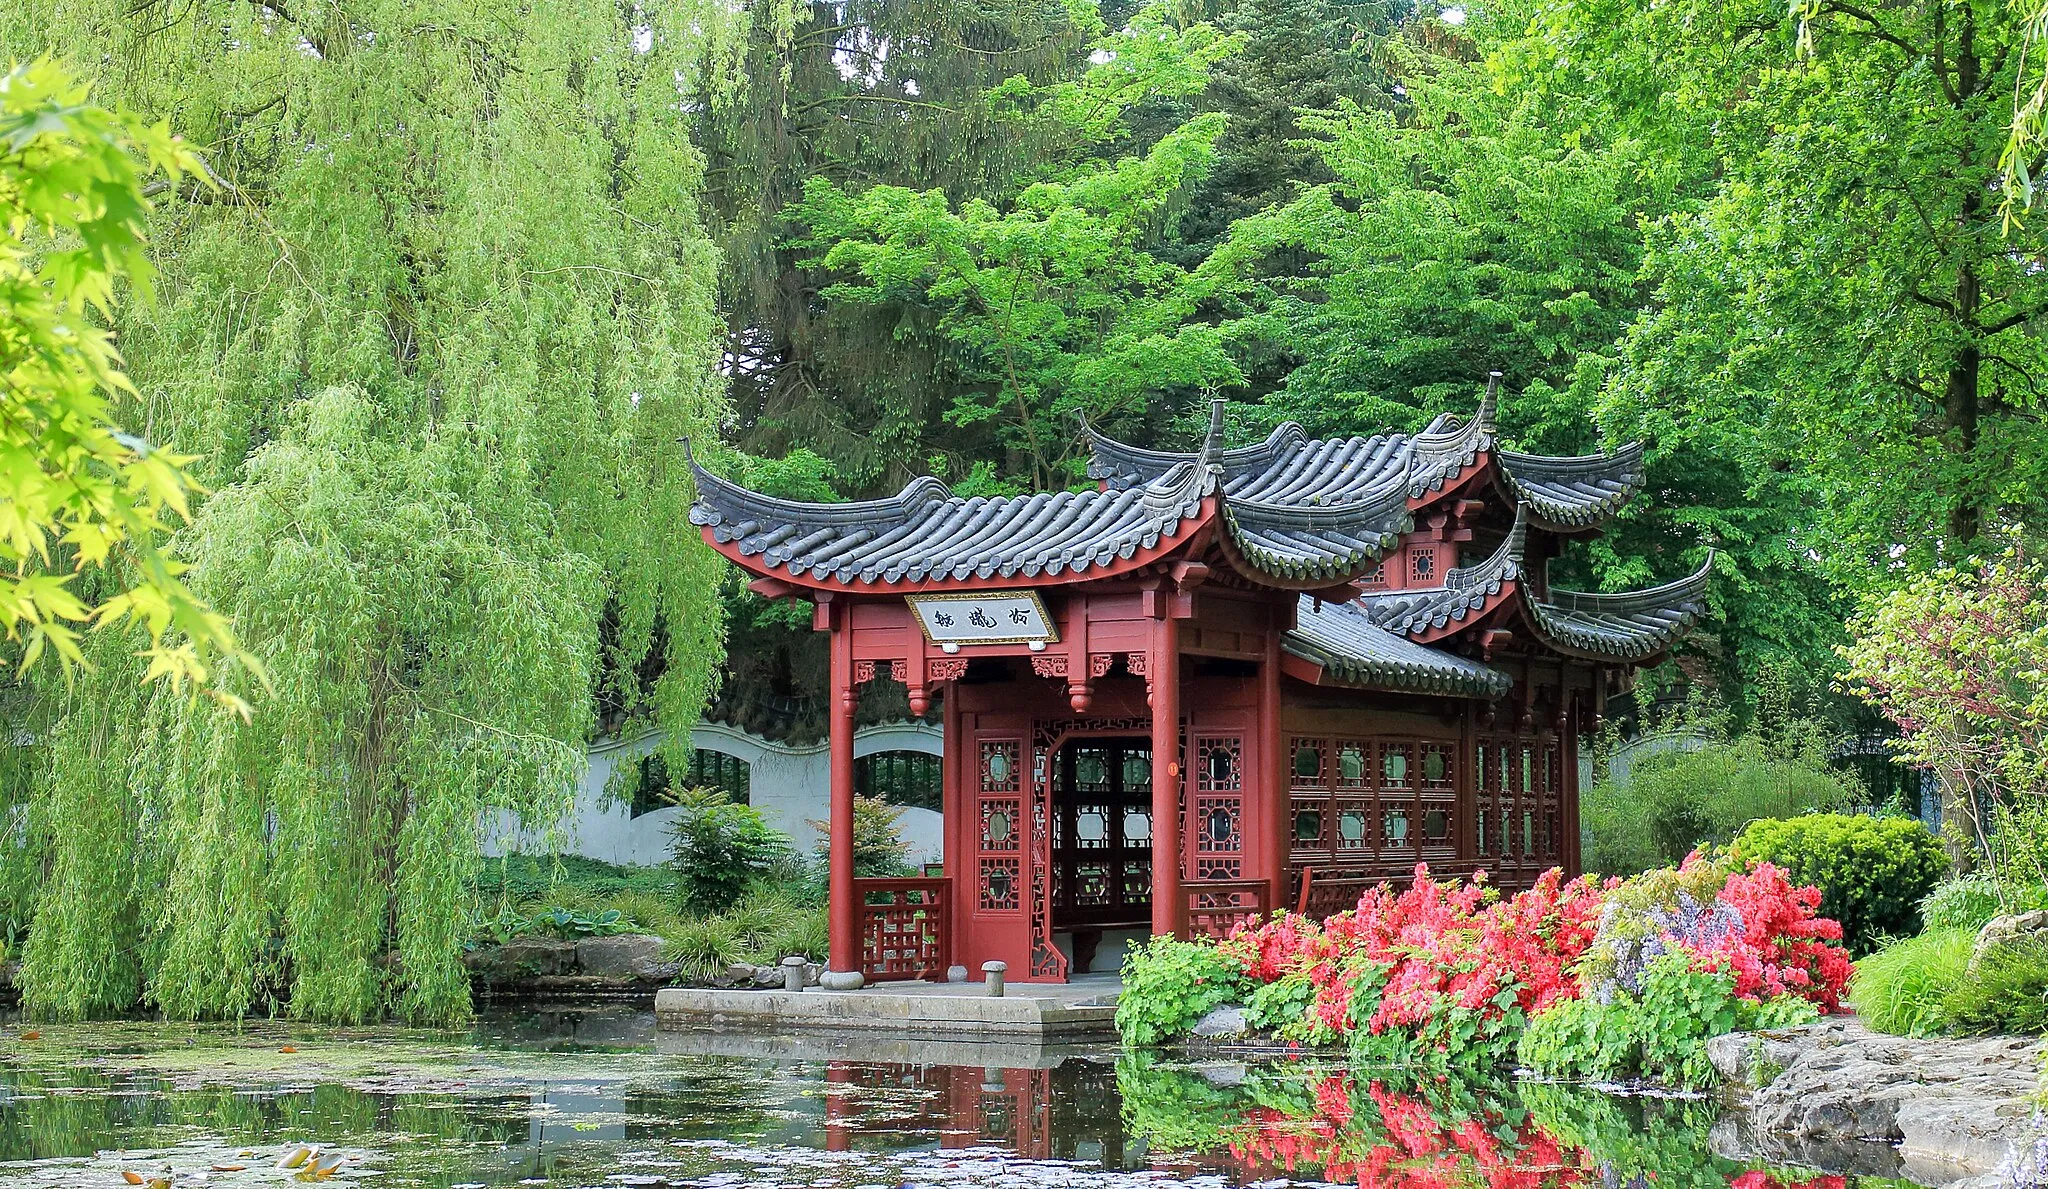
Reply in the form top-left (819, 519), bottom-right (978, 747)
top-left (823, 597), bottom-right (862, 989)
top-left (1260, 606), bottom-right (1288, 912)
top-left (1149, 609), bottom-right (1184, 940)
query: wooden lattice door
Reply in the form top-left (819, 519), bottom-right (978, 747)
top-left (1049, 739), bottom-right (1153, 930)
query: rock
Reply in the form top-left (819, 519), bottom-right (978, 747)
top-left (1898, 1094), bottom-right (2048, 1186)
top-left (1193, 1061), bottom-right (1247, 1087)
top-left (468, 936), bottom-right (576, 984)
top-left (1707, 1028), bottom-right (1805, 1088)
top-left (1191, 1004), bottom-right (1251, 1039)
top-left (751, 965), bottom-right (784, 988)
top-left (803, 962), bottom-right (823, 988)
top-left (1725, 1017), bottom-right (2046, 1183)
top-left (574, 934), bottom-right (667, 981)
top-left (1971, 910), bottom-right (2048, 971)
top-left (719, 962), bottom-right (762, 987)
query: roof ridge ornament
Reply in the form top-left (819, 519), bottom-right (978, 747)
top-left (1406, 373), bottom-right (1501, 498)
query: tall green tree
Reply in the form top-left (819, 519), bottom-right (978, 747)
top-left (1523, 0), bottom-right (2048, 575)
top-left (1, 0), bottom-right (736, 1022)
top-left (699, 0), bottom-right (1106, 491)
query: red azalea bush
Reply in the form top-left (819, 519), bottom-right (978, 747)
top-left (1225, 865), bottom-right (1610, 1056)
top-left (1135, 852), bottom-right (1854, 1068)
top-left (1700, 861), bottom-right (1853, 1011)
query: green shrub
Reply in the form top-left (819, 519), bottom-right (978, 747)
top-left (476, 853), bottom-right (673, 902)
top-left (757, 904), bottom-right (827, 962)
top-left (1920, 875), bottom-right (2048, 931)
top-left (1115, 937), bottom-right (1249, 1047)
top-left (1942, 936), bottom-right (2048, 1036)
top-left (809, 794), bottom-right (915, 878)
top-left (1582, 736), bottom-right (1860, 877)
top-left (525, 906), bottom-right (629, 938)
top-left (1849, 928), bottom-right (1973, 1036)
top-left (1246, 970), bottom-right (1320, 1041)
top-left (1520, 953), bottom-right (1818, 1089)
top-left (663, 914), bottom-right (748, 983)
top-left (668, 788), bottom-right (792, 914)
top-left (1732, 814), bottom-right (1947, 954)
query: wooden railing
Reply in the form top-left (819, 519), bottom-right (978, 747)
top-left (1184, 879), bottom-right (1269, 940)
top-left (855, 877), bottom-right (948, 981)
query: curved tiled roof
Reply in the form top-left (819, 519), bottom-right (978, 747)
top-left (1524, 552), bottom-right (1716, 660)
top-left (1498, 442), bottom-right (1646, 530)
top-left (1361, 506), bottom-right (1528, 637)
top-left (1085, 379), bottom-right (1643, 534)
top-left (688, 440), bottom-right (1218, 587)
top-left (1285, 596), bottom-right (1512, 697)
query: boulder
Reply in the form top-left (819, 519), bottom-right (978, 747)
top-left (574, 934), bottom-right (667, 981)
top-left (469, 936), bottom-right (577, 984)
top-left (1970, 910), bottom-right (2048, 971)
top-left (1726, 1017), bottom-right (2046, 1184)
top-left (1707, 1028), bottom-right (1806, 1088)
top-left (1191, 1004), bottom-right (1251, 1039)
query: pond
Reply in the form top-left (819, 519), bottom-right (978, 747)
top-left (0, 1007), bottom-right (1922, 1189)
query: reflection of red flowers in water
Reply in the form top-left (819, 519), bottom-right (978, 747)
top-left (1221, 1075), bottom-right (1586, 1189)
top-left (1728, 1173), bottom-right (1847, 1189)
top-left (1215, 1083), bottom-right (1850, 1189)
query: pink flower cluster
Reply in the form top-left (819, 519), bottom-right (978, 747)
top-left (1687, 858), bottom-right (1852, 1011)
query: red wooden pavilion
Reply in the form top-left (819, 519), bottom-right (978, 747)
top-left (689, 380), bottom-right (1710, 988)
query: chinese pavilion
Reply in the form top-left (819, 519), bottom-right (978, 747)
top-left (688, 379), bottom-right (1711, 988)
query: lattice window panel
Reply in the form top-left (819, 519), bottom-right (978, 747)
top-left (1191, 735), bottom-right (1244, 881)
top-left (1333, 740), bottom-right (1370, 789)
top-left (980, 739), bottom-right (1021, 793)
top-left (1409, 545), bottom-right (1440, 585)
top-left (980, 798), bottom-right (1022, 852)
top-left (976, 736), bottom-right (1025, 914)
top-left (978, 857), bottom-right (1020, 911)
top-left (1291, 797), bottom-right (1330, 851)
top-left (1290, 737), bottom-right (1326, 789)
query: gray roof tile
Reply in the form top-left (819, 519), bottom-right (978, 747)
top-left (1285, 596), bottom-right (1513, 697)
top-left (1525, 552), bottom-right (1715, 660)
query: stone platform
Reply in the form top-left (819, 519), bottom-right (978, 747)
top-left (653, 973), bottom-right (1120, 1041)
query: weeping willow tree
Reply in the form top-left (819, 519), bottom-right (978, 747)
top-left (0, 0), bottom-right (746, 1022)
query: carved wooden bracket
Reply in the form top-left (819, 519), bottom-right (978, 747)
top-left (1030, 654), bottom-right (1068, 679)
top-left (1088, 652), bottom-right (1116, 678)
top-left (927, 657), bottom-right (969, 682)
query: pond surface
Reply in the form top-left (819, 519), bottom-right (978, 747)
top-left (0, 1007), bottom-right (1920, 1189)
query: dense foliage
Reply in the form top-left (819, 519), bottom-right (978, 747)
top-left (1841, 539), bottom-right (2048, 870)
top-left (2, 0), bottom-right (738, 1023)
top-left (668, 789), bottom-right (793, 914)
top-left (0, 61), bottom-right (251, 696)
top-left (1731, 815), bottom-right (1948, 955)
top-left (1852, 926), bottom-right (2048, 1037)
top-left (1581, 734), bottom-right (1861, 877)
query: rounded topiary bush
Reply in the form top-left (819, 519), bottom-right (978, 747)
top-left (1732, 813), bottom-right (1947, 954)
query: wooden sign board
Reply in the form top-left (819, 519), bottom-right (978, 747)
top-left (906, 591), bottom-right (1059, 652)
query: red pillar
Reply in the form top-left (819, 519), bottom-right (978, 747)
top-left (1261, 608), bottom-right (1288, 914)
top-left (826, 600), bottom-right (862, 988)
top-left (1150, 611), bottom-right (1183, 940)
